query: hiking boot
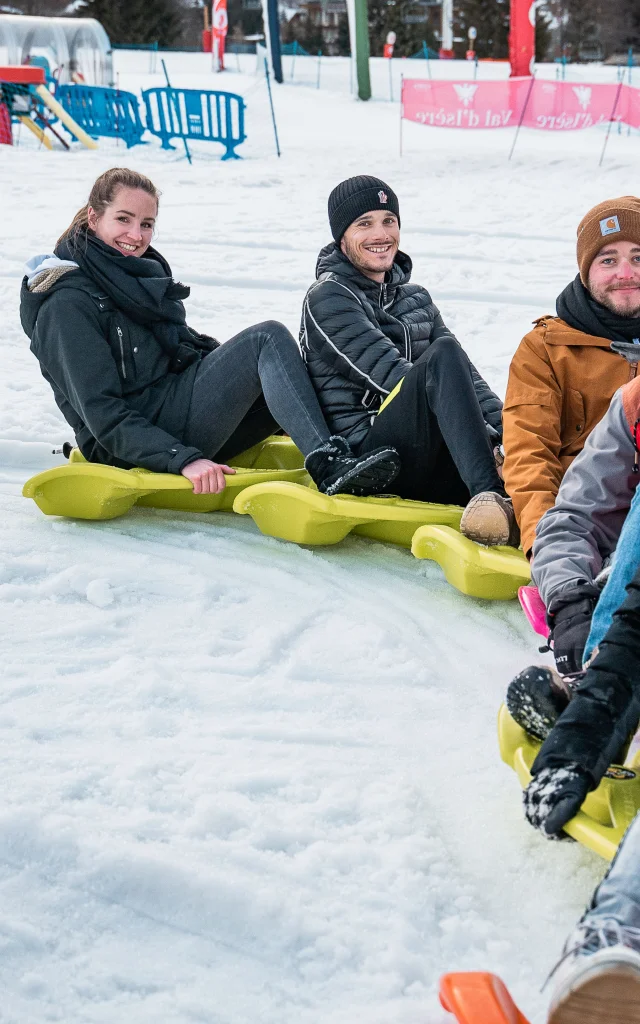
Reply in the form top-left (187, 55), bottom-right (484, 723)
top-left (305, 436), bottom-right (400, 497)
top-left (459, 492), bottom-right (520, 547)
top-left (506, 665), bottom-right (582, 741)
top-left (547, 919), bottom-right (640, 1024)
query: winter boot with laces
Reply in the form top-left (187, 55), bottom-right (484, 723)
top-left (304, 436), bottom-right (400, 497)
top-left (506, 665), bottom-right (582, 741)
top-left (459, 491), bottom-right (520, 547)
top-left (547, 918), bottom-right (640, 1024)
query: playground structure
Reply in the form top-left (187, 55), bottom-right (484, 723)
top-left (0, 62), bottom-right (246, 159)
top-left (0, 65), bottom-right (98, 149)
top-left (0, 14), bottom-right (113, 87)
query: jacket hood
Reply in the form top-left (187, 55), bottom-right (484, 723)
top-left (315, 241), bottom-right (413, 292)
top-left (20, 254), bottom-right (82, 339)
top-left (24, 253), bottom-right (79, 288)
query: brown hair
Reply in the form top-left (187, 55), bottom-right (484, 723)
top-left (57, 167), bottom-right (161, 247)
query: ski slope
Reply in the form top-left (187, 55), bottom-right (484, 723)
top-left (1, 53), bottom-right (639, 1024)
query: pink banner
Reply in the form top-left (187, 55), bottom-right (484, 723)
top-left (402, 79), bottom-right (640, 131)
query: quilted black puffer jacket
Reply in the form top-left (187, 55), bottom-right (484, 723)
top-left (300, 242), bottom-right (503, 449)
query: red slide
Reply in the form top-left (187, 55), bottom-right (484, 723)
top-left (440, 973), bottom-right (531, 1024)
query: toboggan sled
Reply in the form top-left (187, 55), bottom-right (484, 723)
top-left (23, 436), bottom-right (530, 600)
top-left (439, 972), bottom-right (530, 1024)
top-left (499, 703), bottom-right (640, 861)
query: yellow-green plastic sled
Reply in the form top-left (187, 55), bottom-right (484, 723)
top-left (411, 525), bottom-right (530, 600)
top-left (23, 436), bottom-right (308, 521)
top-left (233, 480), bottom-right (463, 547)
top-left (498, 703), bottom-right (640, 861)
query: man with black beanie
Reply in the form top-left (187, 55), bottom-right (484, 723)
top-left (300, 175), bottom-right (517, 547)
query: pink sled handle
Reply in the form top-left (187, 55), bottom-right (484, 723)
top-left (518, 585), bottom-right (548, 638)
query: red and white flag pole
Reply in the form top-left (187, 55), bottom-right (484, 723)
top-left (212, 0), bottom-right (228, 72)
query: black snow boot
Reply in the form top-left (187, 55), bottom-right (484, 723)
top-left (506, 665), bottom-right (583, 741)
top-left (305, 436), bottom-right (400, 497)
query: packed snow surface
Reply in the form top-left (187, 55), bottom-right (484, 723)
top-left (1, 52), bottom-right (639, 1024)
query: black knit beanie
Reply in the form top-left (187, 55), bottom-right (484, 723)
top-left (328, 176), bottom-right (400, 243)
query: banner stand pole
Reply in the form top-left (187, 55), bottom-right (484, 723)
top-left (264, 57), bottom-right (281, 157)
top-left (422, 40), bottom-right (432, 79)
top-left (628, 47), bottom-right (633, 138)
top-left (161, 59), bottom-right (192, 165)
top-left (291, 39), bottom-right (297, 82)
top-left (600, 78), bottom-right (624, 166)
top-left (399, 74), bottom-right (403, 156)
top-left (508, 72), bottom-right (536, 161)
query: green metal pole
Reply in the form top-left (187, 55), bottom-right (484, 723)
top-left (353, 0), bottom-right (371, 101)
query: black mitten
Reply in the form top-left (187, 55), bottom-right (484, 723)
top-left (548, 584), bottom-right (599, 675)
top-left (523, 764), bottom-right (591, 839)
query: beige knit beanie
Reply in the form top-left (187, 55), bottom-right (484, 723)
top-left (577, 196), bottom-right (640, 285)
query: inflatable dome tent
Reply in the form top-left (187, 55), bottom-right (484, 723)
top-left (0, 14), bottom-right (113, 86)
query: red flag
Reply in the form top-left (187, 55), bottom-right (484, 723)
top-left (213, 0), bottom-right (228, 72)
top-left (509, 0), bottom-right (536, 78)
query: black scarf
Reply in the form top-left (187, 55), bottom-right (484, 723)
top-left (557, 274), bottom-right (640, 362)
top-left (56, 231), bottom-right (218, 369)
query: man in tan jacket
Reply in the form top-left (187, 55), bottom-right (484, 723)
top-left (503, 196), bottom-right (640, 557)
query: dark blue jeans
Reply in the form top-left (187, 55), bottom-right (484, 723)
top-left (581, 812), bottom-right (640, 931)
top-left (183, 320), bottom-right (330, 461)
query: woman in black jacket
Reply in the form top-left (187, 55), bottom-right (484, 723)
top-left (22, 167), bottom-right (399, 497)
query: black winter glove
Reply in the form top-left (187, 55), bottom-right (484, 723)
top-left (548, 583), bottom-right (599, 676)
top-left (523, 764), bottom-right (591, 839)
top-left (485, 422), bottom-right (502, 447)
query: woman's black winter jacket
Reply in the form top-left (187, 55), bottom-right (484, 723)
top-left (21, 268), bottom-right (208, 473)
top-left (300, 243), bottom-right (503, 449)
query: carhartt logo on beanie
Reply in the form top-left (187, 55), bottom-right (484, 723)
top-left (577, 196), bottom-right (640, 285)
top-left (328, 175), bottom-right (400, 243)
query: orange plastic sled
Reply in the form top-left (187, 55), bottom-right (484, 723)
top-left (439, 973), bottom-right (530, 1024)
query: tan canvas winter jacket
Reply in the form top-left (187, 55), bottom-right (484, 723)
top-left (502, 316), bottom-right (637, 557)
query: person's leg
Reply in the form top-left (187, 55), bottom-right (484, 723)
top-left (419, 338), bottom-right (504, 497)
top-left (585, 485), bottom-right (640, 662)
top-left (546, 814), bottom-right (640, 1024)
top-left (360, 356), bottom-right (470, 504)
top-left (362, 342), bottom-right (515, 542)
top-left (404, 340), bottom-right (518, 543)
top-left (184, 320), bottom-right (329, 458)
top-left (213, 399), bottom-right (279, 464)
top-left (584, 813), bottom-right (640, 931)
top-left (183, 320), bottom-right (400, 496)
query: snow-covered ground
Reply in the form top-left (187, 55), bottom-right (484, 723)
top-left (1, 52), bottom-right (639, 1024)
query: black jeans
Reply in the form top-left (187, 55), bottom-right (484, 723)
top-left (359, 338), bottom-right (503, 504)
top-left (183, 321), bottom-right (330, 462)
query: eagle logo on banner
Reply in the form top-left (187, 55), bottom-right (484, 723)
top-left (453, 84), bottom-right (479, 108)
top-left (572, 86), bottom-right (592, 111)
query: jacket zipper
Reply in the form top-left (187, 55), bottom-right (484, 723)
top-left (380, 282), bottom-right (410, 358)
top-left (117, 325), bottom-right (127, 379)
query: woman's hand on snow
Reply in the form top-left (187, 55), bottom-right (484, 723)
top-left (181, 459), bottom-right (236, 494)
